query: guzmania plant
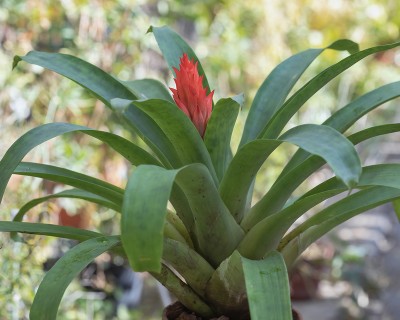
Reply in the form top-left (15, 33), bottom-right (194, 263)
top-left (2, 26), bottom-right (400, 320)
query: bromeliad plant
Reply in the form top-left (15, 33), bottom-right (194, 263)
top-left (1, 26), bottom-right (400, 319)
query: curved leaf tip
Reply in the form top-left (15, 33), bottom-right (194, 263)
top-left (328, 39), bottom-right (359, 54)
top-left (12, 55), bottom-right (22, 70)
top-left (146, 25), bottom-right (154, 33)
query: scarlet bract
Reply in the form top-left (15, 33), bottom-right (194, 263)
top-left (170, 53), bottom-right (214, 137)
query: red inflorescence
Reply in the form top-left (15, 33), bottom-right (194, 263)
top-left (170, 53), bottom-right (214, 137)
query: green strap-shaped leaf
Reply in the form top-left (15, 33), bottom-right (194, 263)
top-left (13, 52), bottom-right (136, 104)
top-left (122, 165), bottom-right (175, 272)
top-left (30, 236), bottom-right (120, 320)
top-left (348, 123), bottom-right (400, 145)
top-left (279, 81), bottom-right (400, 177)
top-left (240, 164), bottom-right (400, 259)
top-left (13, 189), bottom-right (120, 224)
top-left (250, 123), bottom-right (400, 225)
top-left (220, 124), bottom-right (361, 225)
top-left (122, 78), bottom-right (174, 102)
top-left (0, 221), bottom-right (102, 241)
top-left (301, 164), bottom-right (400, 198)
top-left (261, 41), bottom-right (400, 139)
top-left (122, 164), bottom-right (243, 272)
top-left (242, 252), bottom-right (292, 320)
top-left (239, 189), bottom-right (341, 259)
top-left (0, 122), bottom-right (159, 203)
top-left (240, 39), bottom-right (358, 147)
top-left (12, 51), bottom-right (180, 168)
top-left (204, 97), bottom-right (241, 181)
top-left (280, 187), bottom-right (400, 267)
top-left (117, 99), bottom-right (218, 183)
top-left (149, 25), bottom-right (212, 94)
top-left (14, 162), bottom-right (123, 206)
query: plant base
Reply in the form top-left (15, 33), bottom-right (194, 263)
top-left (162, 301), bottom-right (302, 320)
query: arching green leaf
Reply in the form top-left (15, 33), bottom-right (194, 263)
top-left (221, 124), bottom-right (361, 225)
top-left (0, 221), bottom-right (102, 241)
top-left (240, 39), bottom-right (358, 146)
top-left (13, 52), bottom-right (136, 104)
top-left (12, 52), bottom-right (178, 167)
top-left (0, 122), bottom-right (159, 203)
top-left (280, 187), bottom-right (400, 267)
top-left (261, 41), bottom-right (400, 139)
top-left (252, 124), bottom-right (400, 226)
top-left (279, 81), bottom-right (400, 176)
top-left (240, 164), bottom-right (400, 259)
top-left (14, 162), bottom-right (123, 207)
top-left (13, 188), bottom-right (120, 224)
top-left (30, 236), bottom-right (120, 320)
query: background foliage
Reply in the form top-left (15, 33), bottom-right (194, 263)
top-left (1, 0), bottom-right (400, 319)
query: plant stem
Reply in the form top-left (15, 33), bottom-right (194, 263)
top-left (151, 265), bottom-right (215, 318)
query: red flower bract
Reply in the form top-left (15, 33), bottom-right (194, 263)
top-left (170, 53), bottom-right (214, 137)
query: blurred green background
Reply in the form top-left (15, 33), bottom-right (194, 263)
top-left (1, 0), bottom-right (400, 319)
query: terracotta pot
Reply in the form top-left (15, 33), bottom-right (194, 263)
top-left (162, 301), bottom-right (302, 320)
